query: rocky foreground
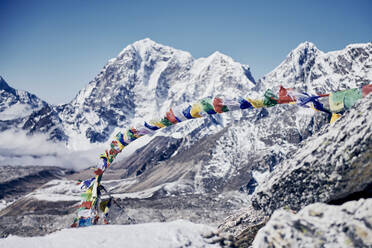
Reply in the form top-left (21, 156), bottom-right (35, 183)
top-left (253, 199), bottom-right (372, 248)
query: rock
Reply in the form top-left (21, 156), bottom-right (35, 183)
top-left (251, 93), bottom-right (372, 215)
top-left (217, 205), bottom-right (268, 247)
top-left (252, 198), bottom-right (372, 248)
top-left (218, 93), bottom-right (372, 247)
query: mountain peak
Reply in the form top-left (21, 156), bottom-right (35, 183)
top-left (259, 41), bottom-right (372, 92)
top-left (207, 51), bottom-right (233, 61)
top-left (116, 38), bottom-right (179, 61)
top-left (132, 38), bottom-right (174, 53)
top-left (289, 41), bottom-right (322, 60)
top-left (210, 51), bottom-right (224, 57)
top-left (0, 76), bottom-right (16, 95)
top-left (133, 37), bottom-right (157, 46)
top-left (295, 41), bottom-right (318, 50)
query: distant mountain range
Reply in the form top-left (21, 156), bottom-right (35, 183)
top-left (1, 40), bottom-right (371, 149)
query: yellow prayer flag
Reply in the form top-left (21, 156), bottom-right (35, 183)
top-left (150, 120), bottom-right (166, 128)
top-left (190, 103), bottom-right (203, 118)
top-left (247, 98), bottom-right (265, 108)
top-left (330, 113), bottom-right (342, 124)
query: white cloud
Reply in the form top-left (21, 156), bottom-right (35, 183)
top-left (0, 130), bottom-right (105, 170)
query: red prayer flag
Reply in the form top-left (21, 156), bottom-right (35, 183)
top-left (362, 84), bottom-right (372, 97)
top-left (277, 86), bottom-right (296, 104)
top-left (80, 201), bottom-right (92, 209)
top-left (165, 108), bottom-right (178, 124)
top-left (94, 168), bottom-right (104, 176)
top-left (109, 148), bottom-right (119, 155)
top-left (213, 97), bottom-right (224, 113)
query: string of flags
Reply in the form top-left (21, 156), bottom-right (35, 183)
top-left (71, 83), bottom-right (372, 228)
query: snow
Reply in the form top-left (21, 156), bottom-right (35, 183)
top-left (112, 184), bottom-right (164, 199)
top-left (28, 179), bottom-right (82, 202)
top-left (252, 169), bottom-right (270, 186)
top-left (0, 220), bottom-right (219, 248)
top-left (0, 199), bottom-right (15, 211)
top-left (25, 176), bottom-right (193, 202)
top-left (113, 133), bottom-right (156, 162)
top-left (0, 102), bottom-right (37, 120)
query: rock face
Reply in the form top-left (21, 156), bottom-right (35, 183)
top-left (218, 94), bottom-right (372, 246)
top-left (251, 93), bottom-right (372, 215)
top-left (253, 198), bottom-right (372, 248)
top-left (22, 105), bottom-right (68, 142)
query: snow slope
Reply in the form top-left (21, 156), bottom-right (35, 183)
top-left (0, 220), bottom-right (219, 248)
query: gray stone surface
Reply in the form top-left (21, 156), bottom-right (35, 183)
top-left (253, 198), bottom-right (372, 248)
top-left (252, 94), bottom-right (372, 215)
top-left (219, 94), bottom-right (372, 247)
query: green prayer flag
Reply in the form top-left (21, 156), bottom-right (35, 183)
top-left (200, 98), bottom-right (216, 114)
top-left (160, 118), bottom-right (173, 127)
top-left (344, 88), bottom-right (362, 109)
top-left (263, 89), bottom-right (278, 107)
top-left (329, 91), bottom-right (346, 112)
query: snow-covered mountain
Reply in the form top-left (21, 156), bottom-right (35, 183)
top-left (0, 76), bottom-right (47, 121)
top-left (259, 42), bottom-right (372, 93)
top-left (58, 38), bottom-right (256, 148)
top-left (105, 41), bottom-right (372, 197)
top-left (0, 76), bottom-right (67, 142)
top-left (3, 40), bottom-right (371, 150)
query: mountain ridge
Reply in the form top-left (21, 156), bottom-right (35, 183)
top-left (0, 39), bottom-right (371, 154)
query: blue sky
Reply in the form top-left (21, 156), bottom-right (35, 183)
top-left (1, 0), bottom-right (371, 104)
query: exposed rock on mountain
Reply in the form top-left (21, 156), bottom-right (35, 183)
top-left (22, 105), bottom-right (68, 142)
top-left (219, 93), bottom-right (372, 247)
top-left (253, 199), bottom-right (372, 248)
top-left (0, 76), bottom-right (48, 133)
top-left (251, 93), bottom-right (372, 215)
